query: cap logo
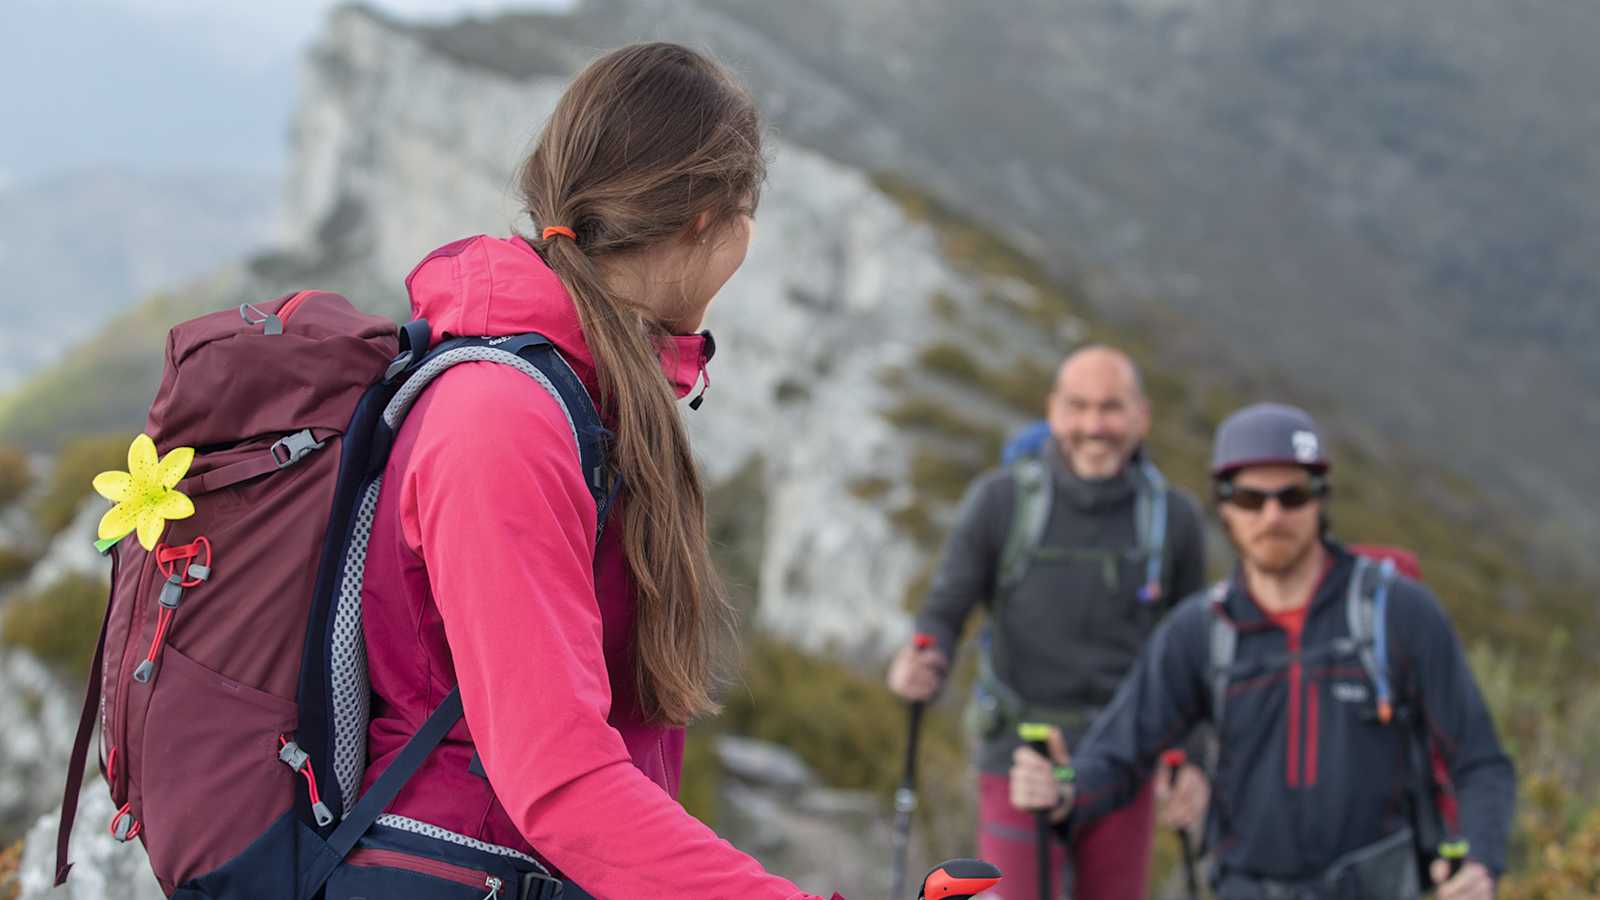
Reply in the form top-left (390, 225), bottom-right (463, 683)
top-left (1292, 430), bottom-right (1320, 463)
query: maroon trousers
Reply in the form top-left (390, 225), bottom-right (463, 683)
top-left (976, 773), bottom-right (1156, 900)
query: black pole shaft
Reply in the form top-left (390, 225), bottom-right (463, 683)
top-left (1027, 739), bottom-right (1052, 900)
top-left (1168, 762), bottom-right (1199, 900)
top-left (1178, 831), bottom-right (1199, 899)
top-left (889, 701), bottom-right (925, 900)
top-left (903, 702), bottom-right (925, 782)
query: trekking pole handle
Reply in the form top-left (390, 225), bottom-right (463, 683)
top-left (1440, 838), bottom-right (1470, 879)
top-left (898, 633), bottom-right (936, 790)
top-left (1018, 724), bottom-right (1058, 900)
top-left (919, 858), bottom-right (1003, 899)
top-left (1018, 723), bottom-right (1074, 804)
top-left (1162, 749), bottom-right (1187, 783)
top-left (1161, 749), bottom-right (1201, 900)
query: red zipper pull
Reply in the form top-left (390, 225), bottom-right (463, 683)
top-left (279, 736), bottom-right (334, 826)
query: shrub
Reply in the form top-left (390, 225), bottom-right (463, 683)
top-left (0, 572), bottom-right (108, 678)
top-left (0, 447), bottom-right (29, 510)
top-left (29, 434), bottom-right (131, 539)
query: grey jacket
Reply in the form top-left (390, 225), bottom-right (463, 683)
top-left (914, 443), bottom-right (1207, 772)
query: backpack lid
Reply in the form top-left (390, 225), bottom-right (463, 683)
top-left (146, 292), bottom-right (397, 449)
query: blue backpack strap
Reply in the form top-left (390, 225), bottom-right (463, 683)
top-left (1345, 555), bottom-right (1399, 724)
top-left (296, 330), bottom-right (616, 869)
top-left (384, 332), bottom-right (614, 530)
top-left (1134, 456), bottom-right (1169, 603)
top-left (299, 688), bottom-right (464, 898)
top-left (503, 335), bottom-right (617, 534)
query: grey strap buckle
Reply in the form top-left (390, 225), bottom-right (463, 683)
top-left (271, 430), bottom-right (326, 469)
top-left (384, 350), bottom-right (415, 383)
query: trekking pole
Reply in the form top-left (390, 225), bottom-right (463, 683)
top-left (1439, 837), bottom-right (1470, 880)
top-left (918, 858), bottom-right (1003, 899)
top-left (1161, 749), bottom-right (1201, 900)
top-left (889, 634), bottom-right (937, 900)
top-left (1018, 723), bottom-right (1057, 900)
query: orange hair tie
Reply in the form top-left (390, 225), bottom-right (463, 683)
top-left (542, 225), bottom-right (576, 241)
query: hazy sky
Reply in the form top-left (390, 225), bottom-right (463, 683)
top-left (1, 0), bottom-right (569, 188)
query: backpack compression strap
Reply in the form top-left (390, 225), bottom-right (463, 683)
top-left (53, 576), bottom-right (119, 884)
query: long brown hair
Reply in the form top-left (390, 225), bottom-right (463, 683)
top-left (518, 43), bottom-right (765, 725)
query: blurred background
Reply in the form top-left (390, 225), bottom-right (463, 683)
top-left (1, 1), bottom-right (1597, 897)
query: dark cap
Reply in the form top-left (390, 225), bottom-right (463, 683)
top-left (1211, 402), bottom-right (1329, 477)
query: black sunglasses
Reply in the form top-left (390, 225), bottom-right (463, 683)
top-left (1216, 479), bottom-right (1328, 512)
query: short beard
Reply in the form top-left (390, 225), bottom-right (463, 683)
top-left (1244, 531), bottom-right (1320, 577)
top-left (1220, 519), bottom-right (1320, 577)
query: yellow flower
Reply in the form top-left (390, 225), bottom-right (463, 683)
top-left (92, 434), bottom-right (195, 551)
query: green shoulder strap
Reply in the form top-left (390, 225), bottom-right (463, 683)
top-left (995, 458), bottom-right (1052, 610)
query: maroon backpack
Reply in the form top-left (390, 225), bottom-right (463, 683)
top-left (55, 289), bottom-right (612, 899)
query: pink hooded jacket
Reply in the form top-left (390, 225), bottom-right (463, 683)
top-left (360, 235), bottom-right (837, 899)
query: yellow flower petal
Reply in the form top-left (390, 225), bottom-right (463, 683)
top-left (135, 509), bottom-right (167, 551)
top-left (156, 446), bottom-right (194, 490)
top-left (151, 490), bottom-right (194, 521)
top-left (98, 502), bottom-right (138, 541)
top-left (93, 470), bottom-right (132, 503)
top-left (128, 434), bottom-right (159, 481)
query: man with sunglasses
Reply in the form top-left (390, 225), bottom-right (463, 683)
top-left (1010, 403), bottom-right (1514, 900)
top-left (888, 345), bottom-right (1209, 899)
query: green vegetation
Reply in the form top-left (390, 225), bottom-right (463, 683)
top-left (29, 434), bottom-right (130, 539)
top-left (1, 573), bottom-right (108, 678)
top-left (682, 637), bottom-right (976, 861)
top-left (0, 548), bottom-right (34, 586)
top-left (0, 446), bottom-right (29, 510)
top-left (0, 286), bottom-right (223, 451)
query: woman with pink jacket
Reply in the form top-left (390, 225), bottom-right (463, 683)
top-left (359, 43), bottom-right (842, 899)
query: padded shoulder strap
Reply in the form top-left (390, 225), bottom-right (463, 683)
top-left (387, 334), bottom-right (615, 533)
top-left (1134, 458), bottom-right (1169, 602)
top-left (1346, 555), bottom-right (1399, 722)
top-left (1205, 581), bottom-right (1236, 777)
top-left (996, 458), bottom-right (1051, 603)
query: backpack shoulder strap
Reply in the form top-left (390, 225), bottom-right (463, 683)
top-left (384, 332), bottom-right (615, 532)
top-left (1206, 581), bottom-right (1237, 725)
top-left (320, 331), bottom-right (613, 815)
top-left (1134, 458), bottom-right (1169, 602)
top-left (984, 458), bottom-right (1052, 687)
top-left (1205, 580), bottom-right (1236, 776)
top-left (1346, 555), bottom-right (1399, 723)
top-left (995, 458), bottom-right (1051, 604)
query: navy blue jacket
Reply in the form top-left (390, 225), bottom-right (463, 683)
top-left (1061, 544), bottom-right (1515, 880)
